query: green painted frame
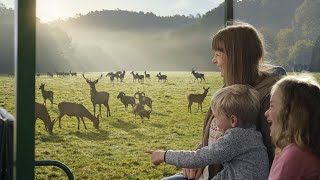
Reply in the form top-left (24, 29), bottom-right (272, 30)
top-left (14, 0), bottom-right (36, 179)
top-left (225, 0), bottom-right (234, 26)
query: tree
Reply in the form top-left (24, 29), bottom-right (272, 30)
top-left (288, 40), bottom-right (313, 68)
top-left (293, 0), bottom-right (320, 41)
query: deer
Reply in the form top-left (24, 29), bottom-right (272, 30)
top-left (187, 87), bottom-right (210, 112)
top-left (191, 68), bottom-right (205, 82)
top-left (144, 71), bottom-right (150, 80)
top-left (130, 71), bottom-right (138, 82)
top-left (135, 73), bottom-right (144, 83)
top-left (55, 70), bottom-right (64, 77)
top-left (117, 92), bottom-right (136, 110)
top-left (47, 72), bottom-right (54, 77)
top-left (82, 73), bottom-right (111, 117)
top-left (133, 103), bottom-right (151, 121)
top-left (106, 72), bottom-right (118, 82)
top-left (35, 102), bottom-right (55, 134)
top-left (134, 91), bottom-right (152, 110)
top-left (69, 70), bottom-right (77, 76)
top-left (57, 102), bottom-right (100, 130)
top-left (156, 72), bottom-right (168, 82)
top-left (119, 70), bottom-right (126, 82)
top-left (39, 83), bottom-right (54, 106)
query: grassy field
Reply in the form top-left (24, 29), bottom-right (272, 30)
top-left (1, 72), bottom-right (319, 180)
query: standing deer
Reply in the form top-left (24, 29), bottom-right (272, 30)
top-left (134, 91), bottom-right (152, 110)
top-left (82, 73), bottom-right (111, 117)
top-left (47, 72), bottom-right (54, 77)
top-left (57, 102), bottom-right (100, 130)
top-left (130, 71), bottom-right (138, 82)
top-left (35, 102), bottom-right (55, 134)
top-left (191, 68), bottom-right (205, 82)
top-left (187, 87), bottom-right (210, 112)
top-left (156, 72), bottom-right (168, 82)
top-left (144, 71), bottom-right (150, 80)
top-left (117, 92), bottom-right (136, 110)
top-left (39, 83), bottom-right (54, 106)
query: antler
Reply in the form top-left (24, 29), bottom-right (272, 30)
top-left (94, 73), bottom-right (103, 83)
top-left (82, 73), bottom-right (90, 83)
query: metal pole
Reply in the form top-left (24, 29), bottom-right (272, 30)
top-left (225, 0), bottom-right (234, 26)
top-left (14, 0), bottom-right (36, 179)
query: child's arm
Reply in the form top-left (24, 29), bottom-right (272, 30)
top-left (144, 150), bottom-right (166, 166)
top-left (164, 128), bottom-right (246, 168)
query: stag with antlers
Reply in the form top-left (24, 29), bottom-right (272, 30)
top-left (82, 73), bottom-right (111, 117)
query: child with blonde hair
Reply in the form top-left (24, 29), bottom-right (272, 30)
top-left (146, 84), bottom-right (269, 180)
top-left (265, 74), bottom-right (320, 179)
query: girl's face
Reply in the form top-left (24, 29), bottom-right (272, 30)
top-left (212, 108), bottom-right (233, 134)
top-left (265, 89), bottom-right (282, 136)
top-left (212, 50), bottom-right (227, 77)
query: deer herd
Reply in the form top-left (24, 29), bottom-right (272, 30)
top-left (35, 69), bottom-right (209, 134)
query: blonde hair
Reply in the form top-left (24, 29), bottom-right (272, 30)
top-left (211, 84), bottom-right (260, 126)
top-left (212, 22), bottom-right (265, 86)
top-left (271, 74), bottom-right (320, 157)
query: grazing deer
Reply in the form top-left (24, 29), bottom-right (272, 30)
top-left (39, 83), bottom-right (54, 106)
top-left (137, 109), bottom-right (151, 121)
top-left (35, 102), bottom-right (55, 134)
top-left (57, 102), bottom-right (99, 130)
top-left (82, 73), bottom-right (111, 117)
top-left (187, 87), bottom-right (210, 112)
top-left (133, 103), bottom-right (145, 119)
top-left (191, 68), bottom-right (205, 82)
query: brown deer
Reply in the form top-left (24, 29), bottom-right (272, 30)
top-left (39, 83), bottom-right (54, 106)
top-left (57, 102), bottom-right (99, 130)
top-left (82, 73), bottom-right (111, 117)
top-left (144, 71), bottom-right (150, 80)
top-left (35, 102), bottom-right (55, 134)
top-left (187, 87), bottom-right (210, 112)
top-left (134, 91), bottom-right (152, 110)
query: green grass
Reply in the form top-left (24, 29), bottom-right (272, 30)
top-left (1, 72), bottom-right (319, 179)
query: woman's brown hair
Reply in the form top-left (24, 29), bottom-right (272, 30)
top-left (271, 74), bottom-right (320, 157)
top-left (212, 22), bottom-right (265, 86)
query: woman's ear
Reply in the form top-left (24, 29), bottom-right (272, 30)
top-left (230, 115), bottom-right (238, 127)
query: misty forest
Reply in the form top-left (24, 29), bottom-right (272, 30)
top-left (1, 0), bottom-right (320, 73)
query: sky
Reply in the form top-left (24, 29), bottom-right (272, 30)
top-left (0, 0), bottom-right (223, 22)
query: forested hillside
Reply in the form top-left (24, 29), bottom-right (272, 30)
top-left (0, 0), bottom-right (319, 73)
